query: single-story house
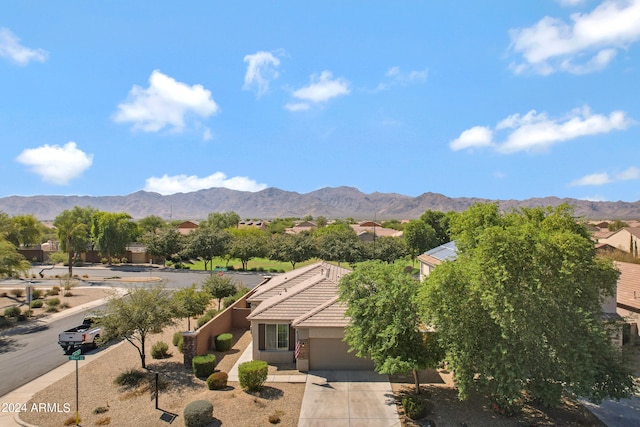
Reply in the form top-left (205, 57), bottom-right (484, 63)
top-left (417, 241), bottom-right (457, 281)
top-left (284, 221), bottom-right (317, 234)
top-left (598, 227), bottom-right (640, 257)
top-left (246, 261), bottom-right (374, 371)
top-left (176, 220), bottom-right (199, 235)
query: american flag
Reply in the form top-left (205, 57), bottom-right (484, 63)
top-left (295, 341), bottom-right (301, 359)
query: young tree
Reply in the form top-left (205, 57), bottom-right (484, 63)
top-left (420, 203), bottom-right (636, 410)
top-left (268, 232), bottom-right (316, 269)
top-left (228, 227), bottom-right (268, 270)
top-left (97, 285), bottom-right (176, 369)
top-left (8, 214), bottom-right (42, 247)
top-left (172, 284), bottom-right (211, 330)
top-left (53, 206), bottom-right (95, 277)
top-left (202, 275), bottom-right (237, 310)
top-left (339, 261), bottom-right (441, 394)
top-left (142, 227), bottom-right (184, 265)
top-left (204, 211), bottom-right (240, 230)
top-left (137, 215), bottom-right (166, 234)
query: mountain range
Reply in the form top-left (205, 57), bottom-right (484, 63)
top-left (1, 187), bottom-right (639, 221)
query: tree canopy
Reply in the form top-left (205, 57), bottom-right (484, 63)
top-left (91, 211), bottom-right (137, 263)
top-left (53, 206), bottom-right (95, 276)
top-left (0, 237), bottom-right (30, 277)
top-left (172, 284), bottom-right (211, 330)
top-left (420, 203), bottom-right (636, 410)
top-left (202, 275), bottom-right (237, 310)
top-left (339, 261), bottom-right (441, 394)
top-left (98, 285), bottom-right (176, 369)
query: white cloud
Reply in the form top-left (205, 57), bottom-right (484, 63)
top-left (452, 106), bottom-right (633, 154)
top-left (291, 71), bottom-right (350, 103)
top-left (569, 166), bottom-right (640, 186)
top-left (509, 0), bottom-right (640, 74)
top-left (0, 28), bottom-right (48, 65)
top-left (450, 126), bottom-right (494, 151)
top-left (113, 70), bottom-right (219, 132)
top-left (374, 66), bottom-right (428, 91)
top-left (16, 142), bottom-right (93, 185)
top-left (144, 172), bottom-right (267, 195)
top-left (284, 102), bottom-right (310, 112)
top-left (570, 172), bottom-right (613, 186)
top-left (243, 51), bottom-right (281, 97)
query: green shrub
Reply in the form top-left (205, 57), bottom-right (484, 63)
top-left (47, 286), bottom-right (60, 296)
top-left (114, 369), bottom-right (147, 388)
top-left (222, 295), bottom-right (237, 309)
top-left (30, 299), bottom-right (44, 309)
top-left (17, 313), bottom-right (27, 321)
top-left (151, 341), bottom-right (170, 359)
top-left (192, 354), bottom-right (216, 378)
top-left (45, 306), bottom-right (59, 313)
top-left (173, 331), bottom-right (183, 346)
top-left (31, 289), bottom-right (43, 299)
top-left (178, 337), bottom-right (184, 353)
top-left (215, 333), bottom-right (233, 351)
top-left (10, 289), bottom-right (23, 298)
top-left (183, 400), bottom-right (213, 427)
top-left (196, 309), bottom-right (218, 329)
top-left (402, 395), bottom-right (429, 420)
top-left (46, 297), bottom-right (60, 307)
top-left (92, 406), bottom-right (109, 415)
top-left (238, 360), bottom-right (268, 392)
top-left (4, 306), bottom-right (20, 317)
top-left (206, 371), bottom-right (228, 390)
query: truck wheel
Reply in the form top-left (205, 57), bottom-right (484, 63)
top-left (92, 335), bottom-right (100, 348)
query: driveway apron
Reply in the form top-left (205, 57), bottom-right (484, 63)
top-left (298, 370), bottom-right (401, 427)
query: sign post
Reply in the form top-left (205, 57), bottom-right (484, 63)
top-left (68, 349), bottom-right (85, 425)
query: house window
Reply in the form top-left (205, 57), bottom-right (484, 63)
top-left (266, 324), bottom-right (289, 350)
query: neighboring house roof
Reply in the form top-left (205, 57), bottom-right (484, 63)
top-left (616, 261), bottom-right (640, 313)
top-left (417, 241), bottom-right (458, 267)
top-left (176, 221), bottom-right (199, 235)
top-left (292, 296), bottom-right (349, 328)
top-left (350, 224), bottom-right (403, 238)
top-left (284, 221), bottom-right (317, 234)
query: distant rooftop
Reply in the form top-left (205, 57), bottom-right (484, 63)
top-left (424, 241), bottom-right (458, 262)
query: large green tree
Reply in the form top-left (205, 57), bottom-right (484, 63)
top-left (228, 227), bottom-right (268, 270)
top-left (142, 227), bottom-right (184, 265)
top-left (183, 227), bottom-right (231, 271)
top-left (314, 223), bottom-right (361, 265)
top-left (91, 212), bottom-right (137, 263)
top-left (7, 214), bottom-right (42, 247)
top-left (268, 232), bottom-right (316, 269)
top-left (204, 211), bottom-right (240, 230)
top-left (53, 206), bottom-right (96, 276)
top-left (420, 203), bottom-right (636, 410)
top-left (403, 219), bottom-right (437, 260)
top-left (98, 285), bottom-right (176, 369)
top-left (0, 237), bottom-right (30, 277)
top-left (339, 261), bottom-right (441, 394)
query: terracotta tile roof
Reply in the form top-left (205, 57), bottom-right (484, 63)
top-left (247, 275), bottom-right (340, 321)
top-left (247, 261), bottom-right (324, 302)
top-left (292, 296), bottom-right (349, 328)
top-left (616, 261), bottom-right (640, 313)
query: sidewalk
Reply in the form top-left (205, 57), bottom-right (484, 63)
top-left (0, 287), bottom-right (127, 427)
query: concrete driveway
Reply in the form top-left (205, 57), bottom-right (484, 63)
top-left (298, 370), bottom-right (401, 427)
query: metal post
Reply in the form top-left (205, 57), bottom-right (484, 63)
top-left (75, 359), bottom-right (79, 425)
top-left (155, 372), bottom-right (159, 409)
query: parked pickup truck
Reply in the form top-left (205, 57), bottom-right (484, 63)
top-left (58, 316), bottom-right (102, 354)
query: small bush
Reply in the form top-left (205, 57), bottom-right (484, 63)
top-left (17, 313), bottom-right (27, 321)
top-left (47, 286), bottom-right (60, 296)
top-left (45, 306), bottom-right (59, 313)
top-left (10, 289), bottom-right (23, 298)
top-left (238, 360), bottom-right (268, 392)
top-left (151, 341), bottom-right (170, 359)
top-left (215, 333), bottom-right (233, 351)
top-left (402, 395), bottom-right (428, 420)
top-left (178, 336), bottom-right (185, 353)
top-left (173, 331), bottom-right (183, 346)
top-left (268, 413), bottom-right (281, 424)
top-left (101, 258), bottom-right (108, 264)
top-left (64, 291), bottom-right (74, 297)
top-left (46, 297), bottom-right (60, 307)
top-left (183, 400), bottom-right (213, 427)
top-left (30, 299), bottom-right (44, 309)
top-left (93, 406), bottom-right (109, 415)
top-left (4, 306), bottom-right (21, 317)
top-left (206, 371), bottom-right (228, 390)
top-left (60, 302), bottom-right (70, 309)
top-left (222, 295), bottom-right (238, 309)
top-left (31, 289), bottom-right (43, 299)
top-left (114, 369), bottom-right (147, 388)
top-left (192, 354), bottom-right (216, 378)
top-left (196, 309), bottom-right (218, 329)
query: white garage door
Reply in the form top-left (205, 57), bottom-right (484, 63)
top-left (309, 338), bottom-right (374, 370)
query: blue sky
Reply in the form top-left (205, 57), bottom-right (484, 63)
top-left (2, 1), bottom-right (639, 202)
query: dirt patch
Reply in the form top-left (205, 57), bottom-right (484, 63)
top-left (390, 369), bottom-right (607, 427)
top-left (19, 322), bottom-right (304, 427)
